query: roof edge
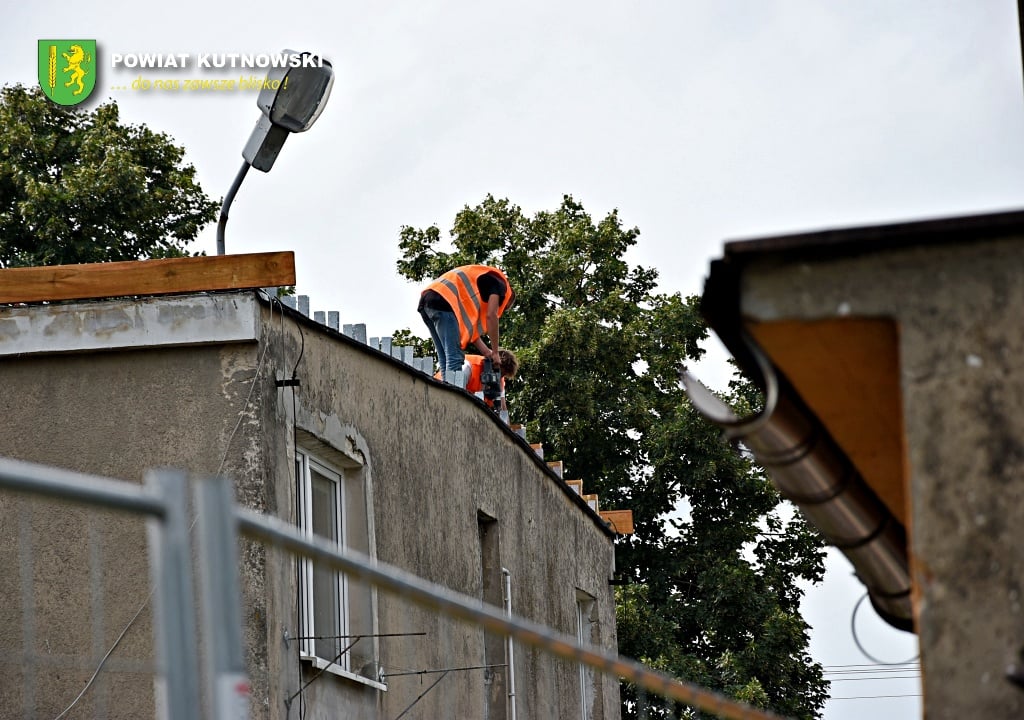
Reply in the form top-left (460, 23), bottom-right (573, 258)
top-left (723, 207), bottom-right (1024, 262)
top-left (257, 293), bottom-right (618, 540)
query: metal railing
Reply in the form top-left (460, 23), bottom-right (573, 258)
top-left (0, 456), bottom-right (790, 720)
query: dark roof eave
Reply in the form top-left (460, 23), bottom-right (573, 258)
top-left (722, 207), bottom-right (1024, 265)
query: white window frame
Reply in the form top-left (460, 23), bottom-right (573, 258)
top-left (576, 590), bottom-right (597, 720)
top-left (296, 447), bottom-right (385, 690)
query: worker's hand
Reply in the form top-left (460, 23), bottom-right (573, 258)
top-left (491, 348), bottom-right (500, 363)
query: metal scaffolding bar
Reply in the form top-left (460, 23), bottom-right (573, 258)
top-left (235, 508), bottom-right (789, 720)
top-left (0, 456), bottom-right (166, 517)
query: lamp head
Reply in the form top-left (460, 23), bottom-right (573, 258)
top-left (257, 52), bottom-right (334, 132)
top-left (242, 50), bottom-right (334, 171)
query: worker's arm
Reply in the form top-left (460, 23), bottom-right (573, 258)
top-left (472, 337), bottom-right (491, 356)
top-left (484, 293), bottom-right (500, 361)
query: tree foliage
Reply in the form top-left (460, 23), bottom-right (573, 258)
top-left (396, 195), bottom-right (829, 718)
top-left (0, 84), bottom-right (218, 267)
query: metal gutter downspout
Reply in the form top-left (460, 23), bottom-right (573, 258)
top-left (501, 568), bottom-right (518, 720)
top-left (680, 339), bottom-right (914, 632)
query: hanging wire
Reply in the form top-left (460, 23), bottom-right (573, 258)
top-left (392, 669), bottom-right (451, 720)
top-left (830, 693), bottom-right (922, 701)
top-left (286, 637), bottom-right (364, 706)
top-left (385, 663), bottom-right (505, 678)
top-left (850, 593), bottom-right (920, 666)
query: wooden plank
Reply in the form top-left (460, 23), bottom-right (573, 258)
top-left (599, 509), bottom-right (633, 534)
top-left (748, 317), bottom-right (908, 526)
top-left (0, 251), bottom-right (296, 304)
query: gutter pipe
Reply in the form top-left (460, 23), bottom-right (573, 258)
top-left (502, 568), bottom-right (518, 720)
top-left (680, 338), bottom-right (914, 632)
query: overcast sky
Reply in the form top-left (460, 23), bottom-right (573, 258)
top-left (6, 2), bottom-right (1024, 718)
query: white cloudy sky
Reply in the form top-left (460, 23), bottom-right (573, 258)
top-left (6, 2), bottom-right (1024, 718)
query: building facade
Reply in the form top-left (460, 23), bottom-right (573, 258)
top-left (0, 261), bottom-right (622, 720)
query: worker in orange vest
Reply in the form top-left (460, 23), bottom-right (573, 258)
top-left (434, 350), bottom-right (521, 410)
top-left (417, 264), bottom-right (515, 382)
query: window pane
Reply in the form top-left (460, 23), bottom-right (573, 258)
top-left (311, 468), bottom-right (341, 661)
top-left (311, 468), bottom-right (339, 542)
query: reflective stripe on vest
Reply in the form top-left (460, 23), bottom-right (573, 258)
top-left (437, 268), bottom-right (485, 345)
top-left (426, 265), bottom-right (512, 348)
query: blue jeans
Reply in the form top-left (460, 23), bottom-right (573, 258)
top-left (419, 306), bottom-right (464, 380)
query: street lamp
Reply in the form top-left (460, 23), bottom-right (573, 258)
top-left (217, 50), bottom-right (334, 255)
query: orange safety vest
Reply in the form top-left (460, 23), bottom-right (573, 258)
top-left (423, 265), bottom-right (514, 348)
top-left (434, 355), bottom-right (504, 405)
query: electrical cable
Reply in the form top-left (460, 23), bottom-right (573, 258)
top-left (828, 675), bottom-right (921, 682)
top-left (392, 669), bottom-right (451, 720)
top-left (823, 663), bottom-right (921, 671)
top-left (279, 298), bottom-right (306, 720)
top-left (384, 663), bottom-right (506, 678)
top-left (51, 592), bottom-right (153, 720)
top-left (216, 291), bottom-right (277, 476)
top-left (850, 592), bottom-right (920, 666)
top-left (824, 667), bottom-right (920, 676)
top-left (829, 693), bottom-right (922, 700)
top-left (287, 637), bottom-right (364, 704)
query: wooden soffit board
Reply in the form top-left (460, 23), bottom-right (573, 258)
top-left (0, 251), bottom-right (295, 304)
top-left (747, 317), bottom-right (908, 527)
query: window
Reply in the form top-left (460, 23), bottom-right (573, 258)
top-left (576, 590), bottom-right (597, 720)
top-left (296, 446), bottom-right (381, 688)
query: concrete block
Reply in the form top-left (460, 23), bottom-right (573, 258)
top-left (380, 337), bottom-right (392, 356)
top-left (327, 311), bottom-right (339, 331)
top-left (353, 324), bottom-right (367, 344)
top-left (281, 296), bottom-right (297, 310)
top-left (342, 324), bottom-right (355, 338)
top-left (313, 311), bottom-right (326, 325)
top-left (297, 295), bottom-right (310, 316)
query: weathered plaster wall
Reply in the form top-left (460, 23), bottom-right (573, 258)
top-left (257, 300), bottom-right (620, 720)
top-left (0, 341), bottom-right (263, 718)
top-left (0, 292), bottom-right (620, 720)
top-left (740, 235), bottom-right (1024, 719)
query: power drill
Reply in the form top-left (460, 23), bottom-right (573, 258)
top-left (480, 357), bottom-right (503, 411)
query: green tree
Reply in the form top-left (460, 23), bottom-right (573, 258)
top-left (397, 195), bottom-right (829, 719)
top-left (0, 84), bottom-right (218, 267)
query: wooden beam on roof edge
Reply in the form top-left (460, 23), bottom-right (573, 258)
top-left (599, 509), bottom-right (634, 535)
top-left (0, 251), bottom-right (296, 304)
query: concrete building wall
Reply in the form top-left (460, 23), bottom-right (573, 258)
top-left (738, 234), bottom-right (1024, 719)
top-left (256, 298), bottom-right (620, 720)
top-left (0, 342), bottom-right (260, 718)
top-left (0, 291), bottom-right (620, 720)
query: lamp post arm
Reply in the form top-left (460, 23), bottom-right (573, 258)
top-left (216, 161), bottom-right (252, 256)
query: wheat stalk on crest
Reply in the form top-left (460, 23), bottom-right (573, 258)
top-left (48, 45), bottom-right (56, 92)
